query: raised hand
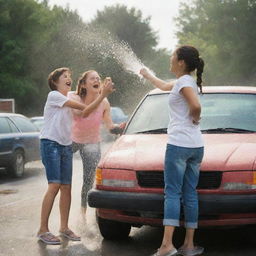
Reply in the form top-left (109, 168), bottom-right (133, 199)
top-left (102, 77), bottom-right (115, 96)
top-left (139, 67), bottom-right (152, 79)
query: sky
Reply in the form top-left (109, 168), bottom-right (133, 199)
top-left (46, 0), bottom-right (184, 50)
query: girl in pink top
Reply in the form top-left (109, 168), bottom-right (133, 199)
top-left (68, 70), bottom-right (125, 215)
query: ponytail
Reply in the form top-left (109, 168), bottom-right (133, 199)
top-left (196, 57), bottom-right (204, 93)
top-left (176, 45), bottom-right (204, 93)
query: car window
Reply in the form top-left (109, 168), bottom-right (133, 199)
top-left (10, 116), bottom-right (38, 132)
top-left (0, 117), bottom-right (12, 133)
top-left (125, 92), bottom-right (256, 134)
top-left (8, 119), bottom-right (20, 133)
top-left (125, 94), bottom-right (169, 134)
top-left (32, 120), bottom-right (44, 130)
top-left (200, 93), bottom-right (256, 131)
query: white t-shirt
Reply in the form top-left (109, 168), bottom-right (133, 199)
top-left (167, 74), bottom-right (204, 148)
top-left (40, 91), bottom-right (72, 145)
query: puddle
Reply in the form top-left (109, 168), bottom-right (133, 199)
top-left (0, 189), bottom-right (18, 195)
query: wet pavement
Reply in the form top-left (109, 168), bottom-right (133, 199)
top-left (1, 143), bottom-right (256, 256)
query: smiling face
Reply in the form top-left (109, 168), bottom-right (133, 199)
top-left (169, 51), bottom-right (186, 77)
top-left (55, 71), bottom-right (72, 95)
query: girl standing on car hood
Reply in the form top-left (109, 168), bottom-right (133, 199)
top-left (140, 45), bottom-right (205, 256)
top-left (68, 70), bottom-right (125, 218)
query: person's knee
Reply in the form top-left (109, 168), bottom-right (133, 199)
top-left (48, 183), bottom-right (61, 195)
top-left (60, 184), bottom-right (71, 193)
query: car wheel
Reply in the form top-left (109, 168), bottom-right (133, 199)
top-left (9, 149), bottom-right (25, 178)
top-left (97, 214), bottom-right (131, 240)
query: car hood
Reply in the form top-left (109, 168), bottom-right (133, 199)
top-left (101, 134), bottom-right (256, 171)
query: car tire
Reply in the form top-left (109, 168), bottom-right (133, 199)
top-left (9, 149), bottom-right (25, 178)
top-left (97, 214), bottom-right (131, 240)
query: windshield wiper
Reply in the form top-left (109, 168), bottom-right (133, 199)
top-left (136, 128), bottom-right (167, 134)
top-left (201, 127), bottom-right (255, 133)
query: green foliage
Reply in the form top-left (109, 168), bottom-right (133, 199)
top-left (88, 4), bottom-right (170, 111)
top-left (0, 0), bottom-right (169, 115)
top-left (176, 0), bottom-right (256, 86)
top-left (91, 4), bottom-right (158, 59)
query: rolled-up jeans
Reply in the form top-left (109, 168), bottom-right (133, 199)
top-left (163, 144), bottom-right (204, 229)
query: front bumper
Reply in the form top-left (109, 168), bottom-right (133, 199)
top-left (88, 189), bottom-right (256, 215)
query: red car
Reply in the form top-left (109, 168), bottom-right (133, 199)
top-left (88, 86), bottom-right (256, 239)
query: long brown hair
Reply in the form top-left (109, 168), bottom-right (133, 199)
top-left (175, 45), bottom-right (204, 93)
top-left (76, 70), bottom-right (98, 98)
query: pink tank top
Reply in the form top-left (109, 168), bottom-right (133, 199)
top-left (69, 92), bottom-right (104, 144)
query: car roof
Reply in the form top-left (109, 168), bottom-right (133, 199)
top-left (30, 116), bottom-right (44, 120)
top-left (0, 113), bottom-right (26, 118)
top-left (148, 86), bottom-right (256, 95)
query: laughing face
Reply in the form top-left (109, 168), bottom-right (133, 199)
top-left (56, 71), bottom-right (72, 95)
top-left (82, 71), bottom-right (101, 93)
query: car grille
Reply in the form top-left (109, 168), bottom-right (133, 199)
top-left (137, 171), bottom-right (222, 189)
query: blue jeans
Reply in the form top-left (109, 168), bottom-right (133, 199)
top-left (40, 139), bottom-right (73, 184)
top-left (163, 144), bottom-right (204, 228)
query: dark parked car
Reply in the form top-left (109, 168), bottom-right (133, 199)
top-left (0, 113), bottom-right (41, 177)
top-left (88, 86), bottom-right (256, 240)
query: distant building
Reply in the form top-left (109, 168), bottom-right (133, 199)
top-left (0, 99), bottom-right (15, 113)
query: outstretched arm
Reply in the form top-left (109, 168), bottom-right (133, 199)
top-left (140, 68), bottom-right (175, 91)
top-left (65, 77), bottom-right (115, 117)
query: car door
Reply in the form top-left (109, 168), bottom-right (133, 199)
top-left (0, 117), bottom-right (20, 167)
top-left (9, 116), bottom-right (40, 162)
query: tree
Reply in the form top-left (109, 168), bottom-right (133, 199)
top-left (0, 0), bottom-right (89, 114)
top-left (175, 0), bottom-right (256, 85)
top-left (86, 4), bottom-right (171, 110)
top-left (0, 1), bottom-right (170, 115)
top-left (0, 0), bottom-right (48, 112)
top-left (90, 4), bottom-right (158, 60)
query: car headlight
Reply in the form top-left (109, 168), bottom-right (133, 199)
top-left (222, 171), bottom-right (256, 190)
top-left (95, 168), bottom-right (136, 188)
top-left (102, 179), bottom-right (136, 187)
top-left (223, 182), bottom-right (256, 190)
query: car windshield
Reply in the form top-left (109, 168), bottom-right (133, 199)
top-left (125, 93), bottom-right (256, 134)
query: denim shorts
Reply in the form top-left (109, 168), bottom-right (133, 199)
top-left (40, 139), bottom-right (73, 184)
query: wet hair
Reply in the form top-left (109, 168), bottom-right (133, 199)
top-left (76, 70), bottom-right (99, 98)
top-left (175, 45), bottom-right (204, 93)
top-left (47, 67), bottom-right (71, 91)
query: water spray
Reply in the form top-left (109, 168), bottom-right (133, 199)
top-left (70, 26), bottom-right (155, 78)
